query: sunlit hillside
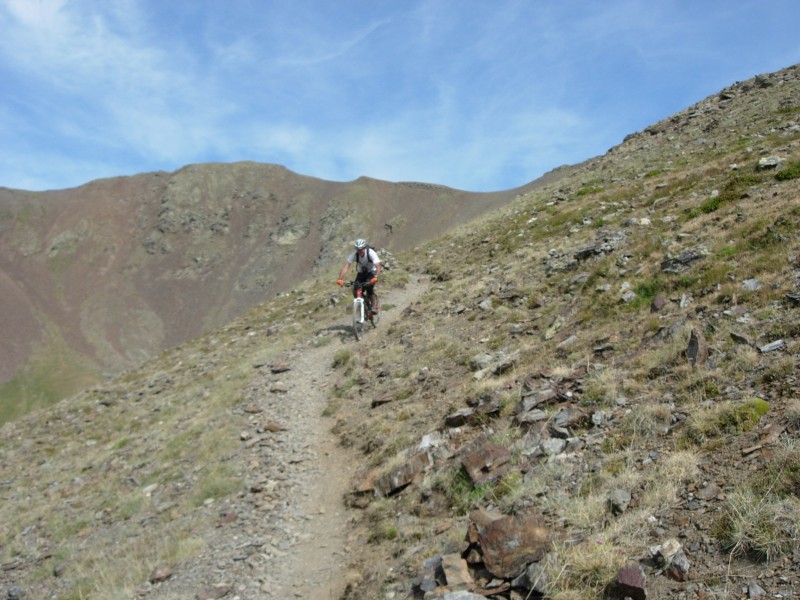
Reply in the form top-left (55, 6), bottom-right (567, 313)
top-left (1, 64), bottom-right (799, 600)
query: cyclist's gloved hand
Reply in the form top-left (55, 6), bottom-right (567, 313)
top-left (337, 279), bottom-right (344, 286)
top-left (370, 277), bottom-right (378, 285)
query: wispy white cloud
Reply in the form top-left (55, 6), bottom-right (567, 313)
top-left (0, 0), bottom-right (798, 192)
top-left (2, 0), bottom-right (67, 28)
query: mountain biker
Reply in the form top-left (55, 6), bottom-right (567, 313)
top-left (337, 239), bottom-right (381, 314)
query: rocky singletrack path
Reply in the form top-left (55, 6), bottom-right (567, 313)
top-left (139, 276), bottom-right (429, 599)
top-left (128, 275), bottom-right (432, 600)
top-left (243, 276), bottom-right (430, 599)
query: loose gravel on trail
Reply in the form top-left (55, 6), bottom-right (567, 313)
top-left (147, 278), bottom-right (429, 599)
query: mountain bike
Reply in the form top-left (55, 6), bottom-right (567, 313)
top-left (346, 281), bottom-right (380, 340)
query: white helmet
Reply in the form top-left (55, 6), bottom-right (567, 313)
top-left (354, 238), bottom-right (368, 249)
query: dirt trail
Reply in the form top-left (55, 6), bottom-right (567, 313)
top-left (265, 275), bottom-right (430, 599)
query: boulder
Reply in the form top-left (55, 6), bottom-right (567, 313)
top-left (374, 451), bottom-right (432, 496)
top-left (461, 443), bottom-right (512, 485)
top-left (477, 513), bottom-right (552, 578)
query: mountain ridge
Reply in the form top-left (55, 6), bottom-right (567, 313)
top-left (0, 161), bottom-right (555, 417)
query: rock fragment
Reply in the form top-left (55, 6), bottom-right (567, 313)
top-left (612, 563), bottom-right (646, 600)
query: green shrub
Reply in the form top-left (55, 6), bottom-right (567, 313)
top-left (686, 170), bottom-right (769, 218)
top-left (444, 467), bottom-right (493, 515)
top-left (368, 523), bottom-right (399, 543)
top-left (775, 160), bottom-right (800, 181)
top-left (682, 398), bottom-right (769, 446)
top-left (634, 279), bottom-right (660, 304)
top-left (576, 185), bottom-right (604, 196)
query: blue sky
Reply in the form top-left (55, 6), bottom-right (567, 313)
top-left (1, 1), bottom-right (798, 193)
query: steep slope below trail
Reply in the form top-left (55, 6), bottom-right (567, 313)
top-left (141, 275), bottom-right (432, 599)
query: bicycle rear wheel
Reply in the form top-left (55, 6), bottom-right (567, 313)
top-left (370, 294), bottom-right (381, 327)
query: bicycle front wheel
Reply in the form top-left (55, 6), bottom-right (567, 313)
top-left (352, 300), bottom-right (363, 340)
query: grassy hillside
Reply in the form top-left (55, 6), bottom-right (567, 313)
top-left (328, 64), bottom-right (800, 598)
top-left (1, 64), bottom-right (799, 599)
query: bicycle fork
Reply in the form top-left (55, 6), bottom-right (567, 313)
top-left (354, 287), bottom-right (366, 323)
top-left (354, 299), bottom-right (365, 323)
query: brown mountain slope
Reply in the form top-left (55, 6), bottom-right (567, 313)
top-left (0, 162), bottom-right (559, 414)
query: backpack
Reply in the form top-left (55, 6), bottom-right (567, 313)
top-left (355, 246), bottom-right (376, 272)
